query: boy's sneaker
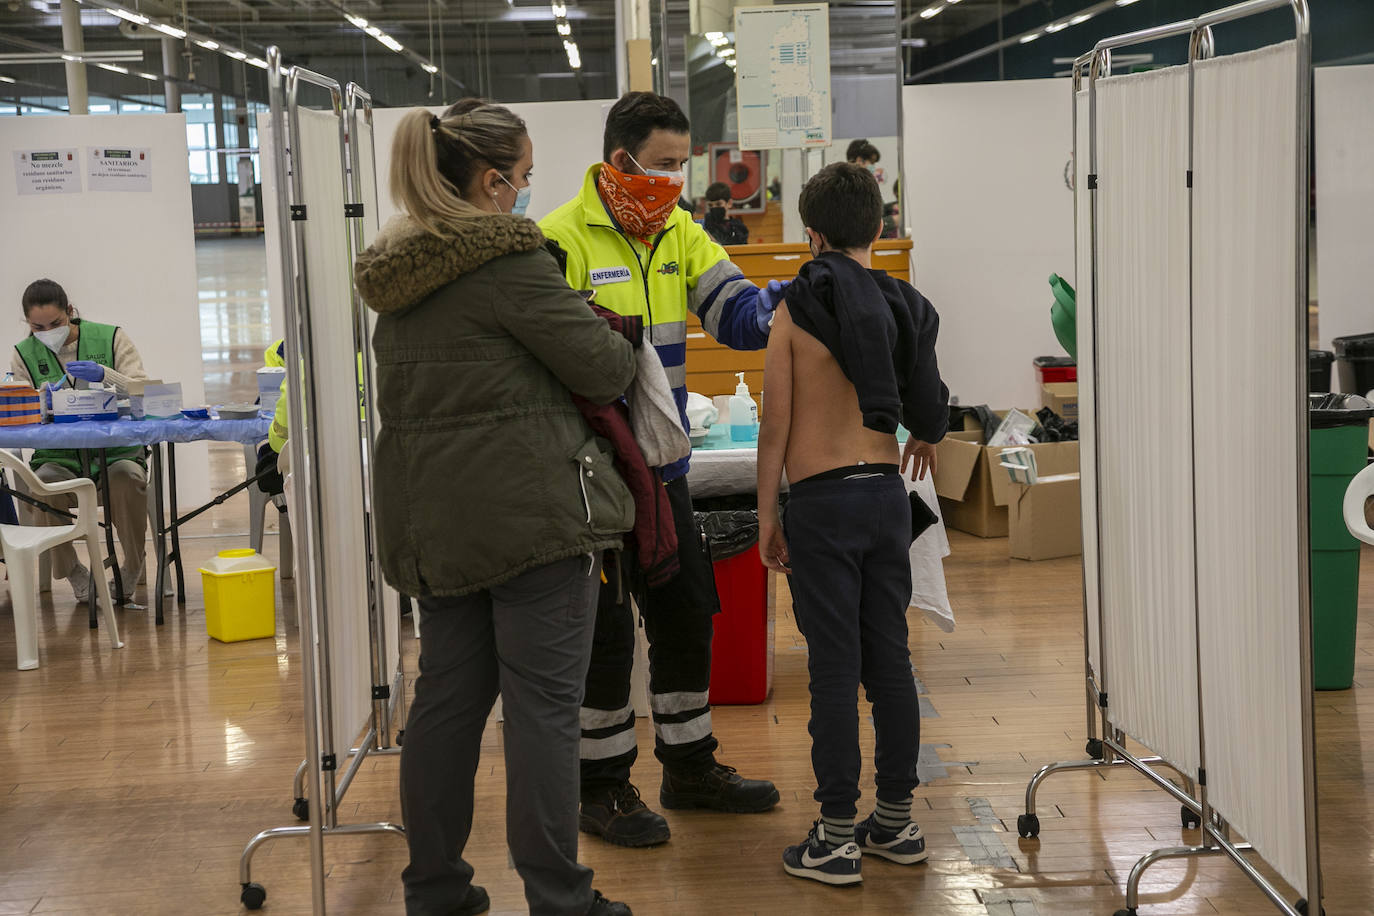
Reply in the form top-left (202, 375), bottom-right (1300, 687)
top-left (660, 762), bottom-right (780, 813)
top-left (781, 821), bottom-right (862, 886)
top-left (854, 813), bottom-right (928, 864)
top-left (580, 782), bottom-right (671, 847)
top-left (586, 890), bottom-right (632, 915)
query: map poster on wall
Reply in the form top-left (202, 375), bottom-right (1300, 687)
top-left (734, 3), bottom-right (831, 151)
top-left (13, 149), bottom-right (81, 196)
top-left (87, 146), bottom-right (152, 192)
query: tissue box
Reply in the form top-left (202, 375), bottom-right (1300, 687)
top-left (51, 387), bottom-right (118, 423)
top-left (142, 382), bottom-right (184, 420)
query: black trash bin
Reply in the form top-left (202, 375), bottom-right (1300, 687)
top-left (1332, 333), bottom-right (1374, 396)
top-left (1309, 349), bottom-right (1334, 393)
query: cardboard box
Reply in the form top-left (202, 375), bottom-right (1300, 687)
top-left (1040, 381), bottom-right (1078, 420)
top-left (933, 413), bottom-right (1079, 538)
top-left (50, 387), bottom-right (118, 423)
top-left (142, 382), bottom-right (183, 420)
top-left (1009, 473), bottom-right (1083, 560)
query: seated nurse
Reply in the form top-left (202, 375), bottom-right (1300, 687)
top-left (10, 278), bottom-right (150, 602)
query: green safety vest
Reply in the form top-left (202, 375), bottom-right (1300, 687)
top-left (15, 320), bottom-right (145, 475)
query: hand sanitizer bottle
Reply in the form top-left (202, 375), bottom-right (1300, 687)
top-left (729, 372), bottom-right (758, 442)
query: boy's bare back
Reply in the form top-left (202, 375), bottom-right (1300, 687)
top-left (766, 302), bottom-right (900, 484)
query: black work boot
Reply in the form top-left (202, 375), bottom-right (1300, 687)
top-left (587, 890), bottom-right (633, 915)
top-left (660, 762), bottom-right (781, 813)
top-left (579, 782), bottom-right (671, 847)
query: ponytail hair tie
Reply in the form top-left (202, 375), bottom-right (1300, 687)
top-left (429, 115), bottom-right (441, 131)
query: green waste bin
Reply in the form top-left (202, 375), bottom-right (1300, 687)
top-left (1309, 394), bottom-right (1374, 690)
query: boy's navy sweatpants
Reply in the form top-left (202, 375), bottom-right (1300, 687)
top-left (784, 471), bottom-right (921, 818)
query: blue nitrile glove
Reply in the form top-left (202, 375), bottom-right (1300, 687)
top-left (755, 279), bottom-right (789, 334)
top-left (66, 361), bottom-right (105, 383)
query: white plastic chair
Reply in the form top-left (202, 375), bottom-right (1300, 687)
top-left (1344, 462), bottom-right (1374, 547)
top-left (0, 451), bottom-right (123, 670)
top-left (37, 477), bottom-right (170, 597)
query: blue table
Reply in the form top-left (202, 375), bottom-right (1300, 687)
top-left (0, 415), bottom-right (273, 624)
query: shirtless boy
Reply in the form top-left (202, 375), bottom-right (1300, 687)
top-left (756, 162), bottom-right (949, 886)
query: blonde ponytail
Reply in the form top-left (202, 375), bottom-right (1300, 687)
top-left (388, 102), bottom-right (527, 239)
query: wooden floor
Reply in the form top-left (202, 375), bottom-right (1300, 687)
top-left (0, 470), bottom-right (1370, 915)
top-left (2, 238), bottom-right (1372, 914)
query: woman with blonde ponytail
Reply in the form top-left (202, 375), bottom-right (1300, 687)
top-left (354, 100), bottom-right (637, 916)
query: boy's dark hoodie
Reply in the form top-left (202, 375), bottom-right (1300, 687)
top-left (783, 251), bottom-right (949, 443)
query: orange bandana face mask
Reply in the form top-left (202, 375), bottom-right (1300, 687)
top-left (596, 161), bottom-right (684, 241)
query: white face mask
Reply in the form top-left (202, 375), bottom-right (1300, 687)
top-left (34, 325), bottom-right (70, 353)
top-left (627, 151), bottom-right (685, 184)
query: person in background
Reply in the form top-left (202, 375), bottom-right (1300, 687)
top-left (702, 181), bottom-right (750, 246)
top-left (756, 163), bottom-right (948, 886)
top-left (882, 201), bottom-right (901, 240)
top-left (11, 278), bottom-right (149, 601)
top-left (354, 100), bottom-right (636, 916)
top-left (540, 91), bottom-right (783, 849)
top-left (845, 139), bottom-right (881, 172)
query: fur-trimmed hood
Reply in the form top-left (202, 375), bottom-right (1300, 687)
top-left (354, 212), bottom-right (545, 316)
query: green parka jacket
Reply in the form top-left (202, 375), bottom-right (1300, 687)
top-left (354, 211), bottom-right (637, 598)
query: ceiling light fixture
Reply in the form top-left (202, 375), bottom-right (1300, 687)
top-left (107, 7), bottom-right (149, 25)
top-left (717, 47), bottom-right (735, 58)
top-left (247, 57), bottom-right (269, 69)
top-left (98, 63), bottom-right (128, 73)
top-left (1019, 32), bottom-right (1041, 43)
top-left (346, 14), bottom-right (369, 28)
top-left (1045, 21), bottom-right (1067, 32)
top-left (138, 71), bottom-right (160, 80)
top-left (1071, 13), bottom-right (1093, 24)
top-left (1116, 0), bottom-right (1142, 5)
top-left (551, 1), bottom-right (567, 17)
top-left (228, 50), bottom-right (248, 60)
top-left (0, 75), bottom-right (14, 83)
top-left (377, 34), bottom-right (403, 52)
top-left (422, 62), bottom-right (438, 74)
top-left (704, 31), bottom-right (723, 41)
top-left (149, 22), bottom-right (187, 39)
top-left (196, 39), bottom-right (219, 50)
top-left (556, 21), bottom-right (571, 36)
top-left (919, 5), bottom-right (943, 19)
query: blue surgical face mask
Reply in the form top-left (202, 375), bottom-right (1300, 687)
top-left (498, 174), bottom-right (531, 217)
top-left (627, 151), bottom-right (685, 184)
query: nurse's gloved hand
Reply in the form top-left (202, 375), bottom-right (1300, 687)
top-left (755, 280), bottom-right (789, 334)
top-left (66, 361), bottom-right (105, 383)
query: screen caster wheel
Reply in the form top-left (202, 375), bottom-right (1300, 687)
top-left (1017, 813), bottom-right (1040, 838)
top-left (1181, 805), bottom-right (1201, 829)
top-left (241, 882), bottom-right (266, 910)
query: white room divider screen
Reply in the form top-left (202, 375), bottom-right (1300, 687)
top-left (1192, 39), bottom-right (1310, 896)
top-left (237, 53), bottom-right (409, 916)
top-left (1095, 64), bottom-right (1201, 779)
top-left (1020, 4), bottom-right (1320, 916)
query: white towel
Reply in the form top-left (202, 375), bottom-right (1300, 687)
top-left (626, 343), bottom-right (692, 468)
